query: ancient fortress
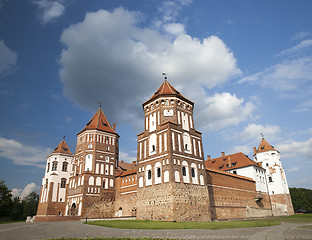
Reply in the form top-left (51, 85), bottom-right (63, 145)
top-left (36, 80), bottom-right (294, 222)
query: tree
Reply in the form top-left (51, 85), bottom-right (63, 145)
top-left (0, 180), bottom-right (13, 219)
top-left (290, 187), bottom-right (312, 213)
top-left (10, 197), bottom-right (25, 220)
top-left (22, 191), bottom-right (39, 219)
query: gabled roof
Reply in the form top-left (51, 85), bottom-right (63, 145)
top-left (52, 139), bottom-right (73, 155)
top-left (143, 80), bottom-right (193, 105)
top-left (205, 152), bottom-right (261, 171)
top-left (78, 108), bottom-right (117, 135)
top-left (254, 138), bottom-right (277, 154)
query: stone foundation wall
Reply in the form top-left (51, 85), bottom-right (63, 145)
top-left (114, 192), bottom-right (137, 217)
top-left (270, 193), bottom-right (294, 216)
top-left (34, 215), bottom-right (81, 222)
top-left (136, 182), bottom-right (210, 222)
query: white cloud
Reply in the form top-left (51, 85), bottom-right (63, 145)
top-left (195, 93), bottom-right (255, 131)
top-left (239, 57), bottom-right (312, 91)
top-left (59, 8), bottom-right (241, 131)
top-left (278, 137), bottom-right (312, 160)
top-left (291, 32), bottom-right (311, 41)
top-left (228, 145), bottom-right (252, 155)
top-left (288, 166), bottom-right (299, 173)
top-left (11, 183), bottom-right (40, 199)
top-left (33, 0), bottom-right (65, 24)
top-left (238, 124), bottom-right (281, 142)
top-left (0, 40), bottom-right (17, 75)
top-left (158, 0), bottom-right (192, 23)
top-left (276, 39), bottom-right (312, 57)
top-left (0, 137), bottom-right (51, 167)
top-left (119, 151), bottom-right (136, 163)
top-left (292, 99), bottom-right (312, 113)
top-left (163, 23), bottom-right (185, 36)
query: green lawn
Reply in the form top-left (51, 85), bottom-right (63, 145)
top-left (48, 238), bottom-right (173, 240)
top-left (0, 220), bottom-right (24, 224)
top-left (86, 219), bottom-right (279, 229)
top-left (271, 214), bottom-right (312, 223)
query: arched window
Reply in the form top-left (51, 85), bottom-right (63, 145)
top-left (96, 177), bottom-right (101, 186)
top-left (52, 162), bottom-right (58, 171)
top-left (183, 133), bottom-right (191, 153)
top-left (175, 171), bottom-right (180, 182)
top-left (182, 161), bottom-right (190, 183)
top-left (149, 133), bottom-right (157, 155)
top-left (191, 168), bottom-right (195, 178)
top-left (155, 162), bottom-right (162, 184)
top-left (157, 167), bottom-right (161, 178)
top-left (85, 154), bottom-right (93, 171)
top-left (47, 163), bottom-right (50, 172)
top-left (139, 177), bottom-right (143, 188)
top-left (164, 170), bottom-right (169, 183)
top-left (60, 178), bottom-right (66, 188)
top-left (190, 163), bottom-right (198, 184)
top-left (88, 176), bottom-right (94, 185)
top-left (146, 164), bottom-right (152, 186)
top-left (62, 162), bottom-right (68, 172)
top-left (166, 100), bottom-right (169, 105)
top-left (45, 179), bottom-right (48, 188)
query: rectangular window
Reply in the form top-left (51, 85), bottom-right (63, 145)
top-left (182, 166), bottom-right (186, 176)
top-left (268, 176), bottom-right (273, 182)
top-left (148, 170), bottom-right (152, 180)
top-left (191, 168), bottom-right (195, 178)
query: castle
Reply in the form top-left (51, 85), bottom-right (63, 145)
top-left (35, 80), bottom-right (294, 222)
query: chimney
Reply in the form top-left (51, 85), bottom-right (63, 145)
top-left (253, 147), bottom-right (257, 154)
top-left (221, 152), bottom-right (225, 158)
top-left (132, 161), bottom-right (137, 165)
top-left (207, 155), bottom-right (211, 161)
top-left (113, 123), bottom-right (116, 131)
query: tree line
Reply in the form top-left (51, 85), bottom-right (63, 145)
top-left (0, 180), bottom-right (39, 221)
top-left (289, 187), bottom-right (312, 213)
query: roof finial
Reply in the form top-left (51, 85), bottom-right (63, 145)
top-left (63, 135), bottom-right (65, 139)
top-left (261, 133), bottom-right (264, 139)
top-left (162, 72), bottom-right (167, 80)
top-left (98, 101), bottom-right (102, 109)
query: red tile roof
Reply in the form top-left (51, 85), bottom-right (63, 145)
top-left (206, 167), bottom-right (255, 182)
top-left (118, 168), bottom-right (137, 177)
top-left (205, 152), bottom-right (261, 171)
top-left (78, 108), bottom-right (117, 135)
top-left (254, 138), bottom-right (277, 154)
top-left (144, 80), bottom-right (193, 105)
top-left (52, 139), bottom-right (73, 155)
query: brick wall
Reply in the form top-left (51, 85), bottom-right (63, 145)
top-left (270, 193), bottom-right (294, 216)
top-left (207, 169), bottom-right (272, 220)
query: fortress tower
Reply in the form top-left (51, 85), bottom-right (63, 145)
top-left (65, 108), bottom-right (119, 217)
top-left (253, 137), bottom-right (294, 216)
top-left (136, 80), bottom-right (210, 222)
top-left (37, 139), bottom-right (74, 216)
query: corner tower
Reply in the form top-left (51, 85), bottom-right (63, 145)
top-left (136, 80), bottom-right (210, 222)
top-left (37, 139), bottom-right (74, 216)
top-left (66, 108), bottom-right (119, 218)
top-left (253, 137), bottom-right (294, 216)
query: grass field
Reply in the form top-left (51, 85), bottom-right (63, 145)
top-left (271, 214), bottom-right (312, 223)
top-left (48, 238), bottom-right (173, 240)
top-left (0, 220), bottom-right (24, 224)
top-left (87, 219), bottom-right (279, 229)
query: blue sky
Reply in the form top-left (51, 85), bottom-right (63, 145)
top-left (1, 0), bottom-right (312, 196)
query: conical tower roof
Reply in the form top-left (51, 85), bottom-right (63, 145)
top-left (144, 80), bottom-right (193, 105)
top-left (254, 138), bottom-right (277, 154)
top-left (78, 108), bottom-right (117, 135)
top-left (52, 139), bottom-right (73, 155)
